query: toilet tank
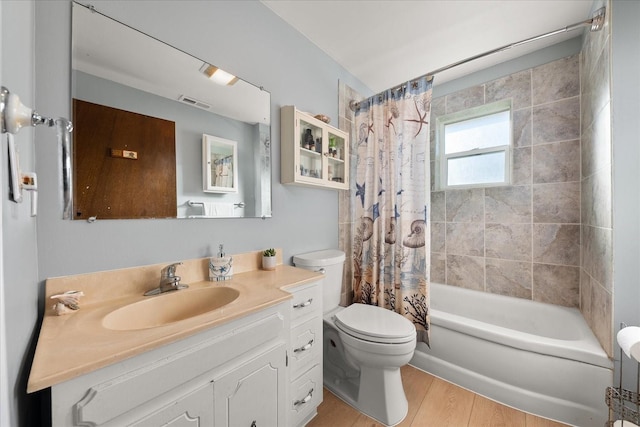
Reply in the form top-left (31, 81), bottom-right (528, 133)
top-left (293, 249), bottom-right (346, 311)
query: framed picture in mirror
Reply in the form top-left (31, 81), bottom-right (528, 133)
top-left (203, 134), bottom-right (238, 193)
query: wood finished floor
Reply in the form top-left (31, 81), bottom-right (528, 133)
top-left (307, 365), bottom-right (568, 427)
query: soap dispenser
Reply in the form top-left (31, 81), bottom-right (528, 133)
top-left (209, 244), bottom-right (233, 281)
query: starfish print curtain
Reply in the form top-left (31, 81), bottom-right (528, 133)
top-left (352, 76), bottom-right (432, 346)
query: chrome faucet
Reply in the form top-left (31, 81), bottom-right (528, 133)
top-left (144, 262), bottom-right (189, 296)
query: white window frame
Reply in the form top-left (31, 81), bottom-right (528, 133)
top-left (436, 99), bottom-right (512, 190)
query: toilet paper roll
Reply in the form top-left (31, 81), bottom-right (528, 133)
top-left (617, 326), bottom-right (640, 362)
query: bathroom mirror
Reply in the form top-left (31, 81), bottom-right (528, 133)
top-left (70, 2), bottom-right (271, 219)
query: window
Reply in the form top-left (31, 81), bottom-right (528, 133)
top-left (436, 100), bottom-right (512, 189)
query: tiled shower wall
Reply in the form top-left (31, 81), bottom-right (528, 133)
top-left (339, 42), bottom-right (613, 356)
top-left (430, 54), bottom-right (583, 307)
top-left (580, 0), bottom-right (613, 357)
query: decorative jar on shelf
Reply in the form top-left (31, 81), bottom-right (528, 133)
top-left (303, 129), bottom-right (314, 149)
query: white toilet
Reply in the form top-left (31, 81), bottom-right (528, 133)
top-left (293, 249), bottom-right (416, 427)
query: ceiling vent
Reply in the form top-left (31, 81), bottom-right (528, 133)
top-left (177, 95), bottom-right (211, 111)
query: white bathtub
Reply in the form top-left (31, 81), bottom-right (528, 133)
top-left (410, 283), bottom-right (613, 427)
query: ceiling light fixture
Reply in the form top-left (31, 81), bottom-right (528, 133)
top-left (201, 63), bottom-right (239, 86)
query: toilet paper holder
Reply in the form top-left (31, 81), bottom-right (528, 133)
top-left (606, 323), bottom-right (640, 426)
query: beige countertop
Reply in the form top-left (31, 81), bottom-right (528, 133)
top-left (27, 251), bottom-right (322, 393)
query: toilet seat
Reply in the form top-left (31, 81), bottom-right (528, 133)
top-left (334, 303), bottom-right (416, 344)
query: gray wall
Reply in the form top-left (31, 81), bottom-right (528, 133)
top-left (2, 2), bottom-right (41, 426)
top-left (612, 0), bottom-right (640, 390)
top-left (34, 0), bottom-right (371, 282)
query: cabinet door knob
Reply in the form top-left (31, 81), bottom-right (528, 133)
top-left (294, 388), bottom-right (314, 406)
top-left (293, 298), bottom-right (313, 309)
top-left (293, 339), bottom-right (314, 353)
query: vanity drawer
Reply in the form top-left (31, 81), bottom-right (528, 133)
top-left (289, 317), bottom-right (321, 379)
top-left (289, 364), bottom-right (322, 427)
top-left (290, 281), bottom-right (322, 325)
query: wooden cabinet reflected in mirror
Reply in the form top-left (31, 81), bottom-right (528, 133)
top-left (73, 100), bottom-right (177, 219)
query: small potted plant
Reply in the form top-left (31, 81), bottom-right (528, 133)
top-left (262, 248), bottom-right (277, 271)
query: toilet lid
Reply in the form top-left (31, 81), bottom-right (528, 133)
top-left (334, 304), bottom-right (416, 344)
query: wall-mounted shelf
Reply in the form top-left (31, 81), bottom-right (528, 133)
top-left (281, 106), bottom-right (349, 190)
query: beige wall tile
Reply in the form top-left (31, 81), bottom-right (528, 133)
top-left (532, 182), bottom-right (580, 224)
top-left (512, 147), bottom-right (532, 185)
top-left (581, 81), bottom-right (595, 135)
top-left (431, 191), bottom-right (445, 222)
top-left (581, 103), bottom-right (611, 179)
top-left (532, 55), bottom-right (580, 105)
top-left (533, 224), bottom-right (580, 266)
top-left (446, 85), bottom-right (485, 114)
top-left (486, 70), bottom-right (532, 110)
top-left (430, 160), bottom-right (436, 191)
top-left (513, 108), bottom-right (532, 148)
top-left (430, 129), bottom-right (437, 161)
top-left (446, 223), bottom-right (484, 257)
top-left (579, 0), bottom-right (612, 356)
top-left (432, 96), bottom-right (446, 117)
top-left (446, 255), bottom-right (484, 291)
top-left (532, 140), bottom-right (580, 184)
top-left (580, 268), bottom-right (592, 322)
top-left (581, 166), bottom-right (613, 228)
top-left (532, 264), bottom-right (579, 307)
top-left (486, 258), bottom-right (532, 299)
top-left (431, 252), bottom-right (446, 284)
top-left (431, 222), bottom-right (446, 253)
top-left (589, 44), bottom-right (611, 130)
top-left (485, 186), bottom-right (531, 223)
top-left (590, 281), bottom-right (613, 356)
top-left (532, 97), bottom-right (580, 145)
top-left (581, 225), bottom-right (613, 292)
top-left (485, 223), bottom-right (532, 261)
top-left (446, 189), bottom-right (484, 223)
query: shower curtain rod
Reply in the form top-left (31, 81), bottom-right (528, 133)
top-left (349, 6), bottom-right (606, 111)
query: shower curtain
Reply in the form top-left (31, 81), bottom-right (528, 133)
top-left (352, 76), bottom-right (432, 345)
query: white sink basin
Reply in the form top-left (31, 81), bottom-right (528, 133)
top-left (102, 287), bottom-right (240, 330)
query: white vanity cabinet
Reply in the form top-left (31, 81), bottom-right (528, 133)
top-left (130, 383), bottom-right (214, 426)
top-left (214, 344), bottom-right (286, 427)
top-left (287, 280), bottom-right (323, 427)
top-left (50, 304), bottom-right (288, 427)
top-left (281, 106), bottom-right (350, 190)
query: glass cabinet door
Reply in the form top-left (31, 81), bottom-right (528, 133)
top-left (298, 119), bottom-right (324, 181)
top-left (326, 131), bottom-right (346, 185)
